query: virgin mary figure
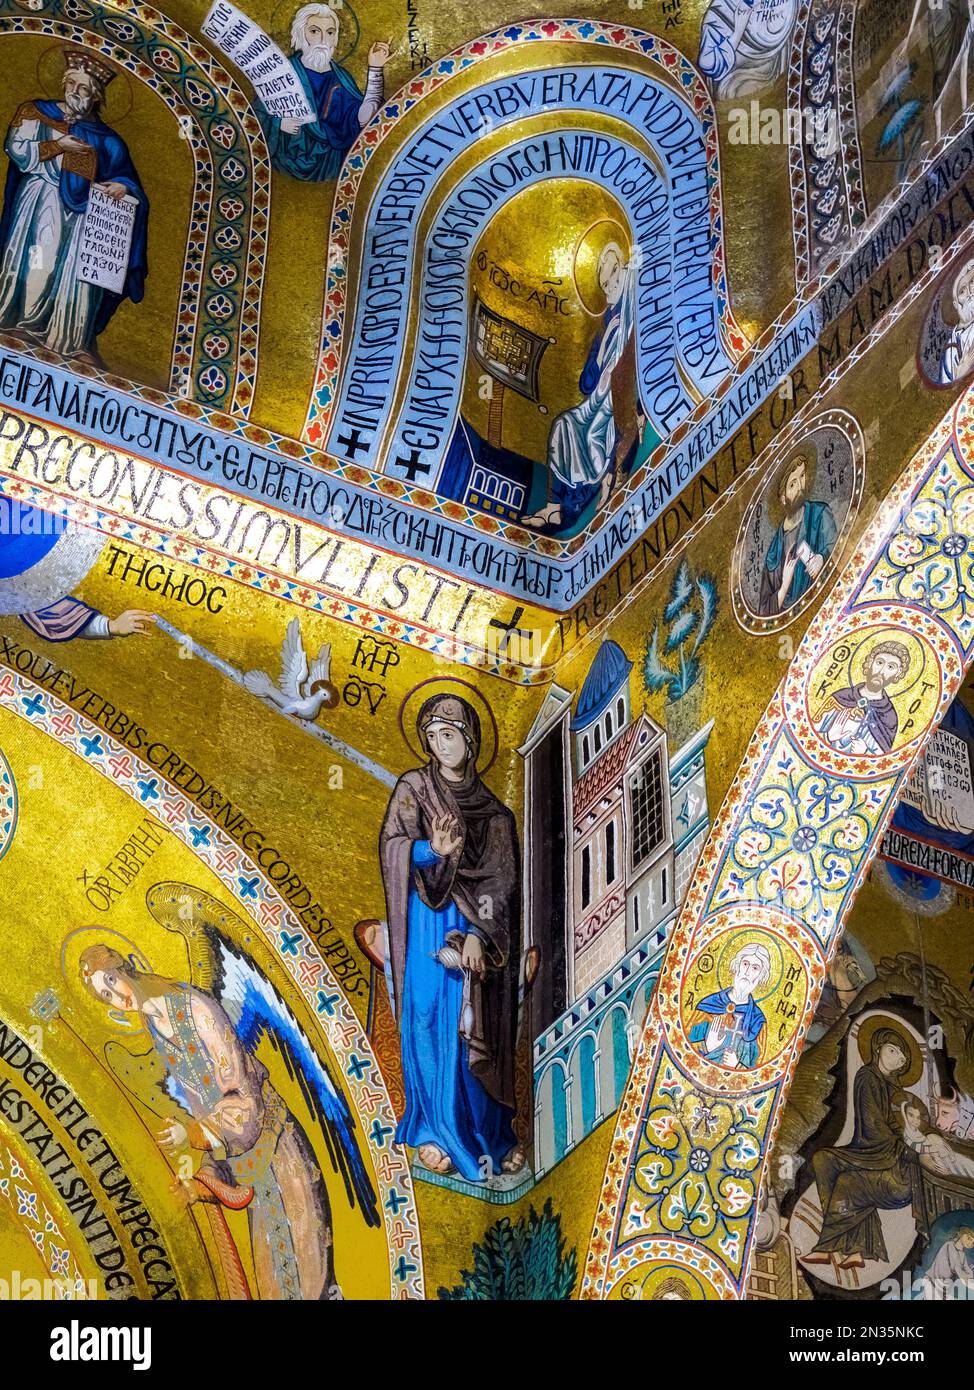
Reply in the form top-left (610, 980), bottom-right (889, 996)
top-left (379, 693), bottom-right (524, 1181)
top-left (804, 1026), bottom-right (923, 1271)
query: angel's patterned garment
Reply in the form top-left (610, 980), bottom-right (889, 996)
top-left (149, 985), bottom-right (337, 1300)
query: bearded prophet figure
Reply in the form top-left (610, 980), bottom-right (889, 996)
top-left (0, 47), bottom-right (148, 361)
top-left (523, 243), bottom-right (640, 531)
top-left (940, 259), bottom-right (974, 385)
top-left (814, 640), bottom-right (911, 756)
top-left (262, 3), bottom-right (391, 181)
top-left (698, 0), bottom-right (799, 100)
top-left (687, 943), bottom-right (771, 1070)
top-left (80, 942), bottom-right (344, 1300)
top-left (758, 452), bottom-right (837, 616)
top-left (379, 694), bottom-right (525, 1181)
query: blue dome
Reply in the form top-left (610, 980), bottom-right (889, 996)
top-left (572, 640), bottom-right (632, 730)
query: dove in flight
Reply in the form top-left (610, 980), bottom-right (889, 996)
top-left (243, 618), bottom-right (339, 721)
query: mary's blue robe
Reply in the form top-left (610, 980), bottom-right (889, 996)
top-left (380, 747), bottom-right (521, 1183)
top-left (262, 62), bottom-right (363, 181)
top-left (395, 839), bottom-right (517, 1181)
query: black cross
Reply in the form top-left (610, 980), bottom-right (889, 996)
top-left (488, 604), bottom-right (533, 656)
top-left (395, 447), bottom-right (431, 482)
top-left (337, 427), bottom-right (369, 458)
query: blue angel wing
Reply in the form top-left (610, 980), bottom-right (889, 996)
top-left (144, 880), bottom-right (380, 1228)
top-left (210, 930), bottom-right (380, 1228)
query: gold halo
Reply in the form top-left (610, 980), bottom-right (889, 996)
top-left (36, 42), bottom-right (134, 125)
top-left (856, 1014), bottom-right (924, 1087)
top-left (572, 217), bottom-right (631, 318)
top-left (398, 677), bottom-right (498, 774)
top-left (941, 255), bottom-right (974, 329)
top-left (59, 925), bottom-right (153, 1036)
top-left (632, 1265), bottom-right (708, 1301)
top-left (849, 629), bottom-right (927, 701)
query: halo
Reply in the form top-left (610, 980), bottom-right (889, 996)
top-left (941, 255), bottom-right (974, 329)
top-left (634, 1265), bottom-right (707, 1301)
top-left (59, 925), bottom-right (153, 1035)
top-left (714, 929), bottom-right (784, 1002)
top-left (398, 677), bottom-right (498, 774)
top-left (36, 42), bottom-right (134, 125)
top-left (269, 0), bottom-right (361, 65)
top-left (849, 629), bottom-right (926, 701)
top-left (572, 218), bottom-right (631, 318)
top-left (145, 881), bottom-right (251, 950)
top-left (767, 445), bottom-right (818, 529)
top-left (856, 1014), bottom-right (924, 1087)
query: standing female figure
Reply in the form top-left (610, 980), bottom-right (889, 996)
top-left (380, 693), bottom-right (524, 1180)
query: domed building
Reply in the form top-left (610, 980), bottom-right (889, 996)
top-left (519, 637), bottom-right (713, 1177)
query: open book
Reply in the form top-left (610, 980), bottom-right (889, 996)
top-left (202, 0), bottom-right (315, 124)
top-left (76, 183), bottom-right (138, 293)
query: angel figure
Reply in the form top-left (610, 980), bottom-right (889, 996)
top-left (80, 883), bottom-right (379, 1301)
top-left (243, 617), bottom-right (339, 721)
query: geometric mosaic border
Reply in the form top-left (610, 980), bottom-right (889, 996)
top-left (584, 382), bottom-right (974, 1298)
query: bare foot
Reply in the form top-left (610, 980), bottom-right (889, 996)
top-left (501, 1144), bottom-right (526, 1174)
top-left (521, 505), bottom-right (562, 529)
top-left (418, 1143), bottom-right (454, 1174)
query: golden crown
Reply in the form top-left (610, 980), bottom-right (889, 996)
top-left (63, 45), bottom-right (117, 88)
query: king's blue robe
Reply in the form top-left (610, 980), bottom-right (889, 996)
top-left (0, 99), bottom-right (148, 339)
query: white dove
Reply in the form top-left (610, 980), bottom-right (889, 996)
top-left (243, 618), bottom-right (338, 721)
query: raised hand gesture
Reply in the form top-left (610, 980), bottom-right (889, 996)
top-left (430, 813), bottom-right (462, 858)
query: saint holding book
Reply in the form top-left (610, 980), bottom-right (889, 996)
top-left (0, 46), bottom-right (149, 363)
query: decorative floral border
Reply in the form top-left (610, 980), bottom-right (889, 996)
top-left (583, 384), bottom-right (974, 1299)
top-left (302, 17), bottom-right (746, 445)
top-left (787, 1), bottom-right (863, 288)
top-left (600, 1235), bottom-right (738, 1300)
top-left (0, 1134), bottom-right (91, 1297)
